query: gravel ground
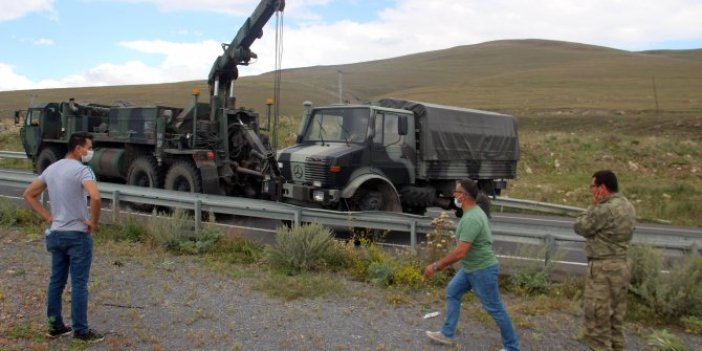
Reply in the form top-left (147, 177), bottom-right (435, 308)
top-left (1, 228), bottom-right (701, 351)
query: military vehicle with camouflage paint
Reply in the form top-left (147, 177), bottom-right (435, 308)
top-left (17, 0), bottom-right (285, 208)
top-left (276, 98), bottom-right (519, 215)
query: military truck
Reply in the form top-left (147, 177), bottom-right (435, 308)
top-left (276, 98), bottom-right (519, 215)
top-left (17, 0), bottom-right (285, 208)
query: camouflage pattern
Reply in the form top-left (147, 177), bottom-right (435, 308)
top-left (574, 193), bottom-right (636, 351)
top-left (574, 193), bottom-right (636, 259)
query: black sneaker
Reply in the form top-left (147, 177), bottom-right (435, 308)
top-left (74, 329), bottom-right (105, 343)
top-left (46, 325), bottom-right (72, 338)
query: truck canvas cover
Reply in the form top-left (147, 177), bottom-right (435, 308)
top-left (376, 98), bottom-right (519, 179)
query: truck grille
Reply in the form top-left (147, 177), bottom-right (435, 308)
top-left (305, 158), bottom-right (328, 185)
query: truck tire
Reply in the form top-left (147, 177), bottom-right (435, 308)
top-left (359, 191), bottom-right (383, 211)
top-left (126, 156), bottom-right (161, 211)
top-left (164, 161), bottom-right (202, 193)
top-left (399, 186), bottom-right (435, 215)
top-left (35, 146), bottom-right (65, 174)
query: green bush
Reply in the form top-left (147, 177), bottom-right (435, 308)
top-left (98, 216), bottom-right (147, 242)
top-left (209, 237), bottom-right (264, 264)
top-left (629, 245), bottom-right (702, 318)
top-left (0, 198), bottom-right (18, 227)
top-left (646, 329), bottom-right (689, 351)
top-left (392, 265), bottom-right (424, 289)
top-left (508, 268), bottom-right (552, 295)
top-left (266, 223), bottom-right (334, 274)
top-left (367, 261), bottom-right (393, 286)
top-left (145, 209), bottom-right (222, 255)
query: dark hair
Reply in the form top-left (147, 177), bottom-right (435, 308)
top-left (68, 132), bottom-right (93, 152)
top-left (457, 178), bottom-right (479, 200)
top-left (457, 178), bottom-right (491, 218)
top-left (592, 170), bottom-right (618, 192)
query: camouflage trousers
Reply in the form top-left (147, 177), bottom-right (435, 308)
top-left (583, 258), bottom-right (631, 351)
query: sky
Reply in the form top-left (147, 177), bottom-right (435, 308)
top-left (1, 0), bottom-right (702, 92)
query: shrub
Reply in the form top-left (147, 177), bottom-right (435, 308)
top-left (505, 245), bottom-right (555, 295)
top-left (392, 265), bottom-right (424, 289)
top-left (209, 237), bottom-right (264, 265)
top-left (646, 329), bottom-right (689, 351)
top-left (629, 245), bottom-right (702, 318)
top-left (0, 198), bottom-right (17, 227)
top-left (321, 240), bottom-right (357, 271)
top-left (145, 209), bottom-right (222, 255)
top-left (266, 223), bottom-right (334, 274)
top-left (98, 216), bottom-right (147, 242)
top-left (367, 261), bottom-right (393, 286)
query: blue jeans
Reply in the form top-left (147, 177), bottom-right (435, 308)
top-left (45, 231), bottom-right (93, 334)
top-left (441, 264), bottom-right (520, 351)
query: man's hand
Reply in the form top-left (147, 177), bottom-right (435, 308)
top-left (424, 263), bottom-right (436, 279)
top-left (592, 187), bottom-right (606, 205)
top-left (83, 220), bottom-right (98, 234)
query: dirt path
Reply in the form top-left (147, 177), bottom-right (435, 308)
top-left (2, 228), bottom-right (700, 351)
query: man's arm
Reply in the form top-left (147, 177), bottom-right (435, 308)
top-left (82, 180), bottom-right (101, 233)
top-left (424, 241), bottom-right (472, 278)
top-left (574, 206), bottom-right (607, 238)
top-left (23, 179), bottom-right (52, 224)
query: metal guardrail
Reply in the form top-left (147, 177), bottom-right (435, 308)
top-left (493, 197), bottom-right (584, 217)
top-left (0, 151), bottom-right (28, 159)
top-left (1, 169), bottom-right (700, 258)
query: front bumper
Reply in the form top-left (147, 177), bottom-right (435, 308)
top-left (282, 182), bottom-right (340, 206)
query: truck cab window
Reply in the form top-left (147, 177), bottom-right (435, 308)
top-left (304, 108), bottom-right (369, 143)
top-left (383, 114), bottom-right (400, 146)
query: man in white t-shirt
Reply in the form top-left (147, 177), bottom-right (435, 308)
top-left (24, 131), bottom-right (104, 343)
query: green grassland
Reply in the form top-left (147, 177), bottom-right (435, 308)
top-left (1, 39), bottom-right (700, 225)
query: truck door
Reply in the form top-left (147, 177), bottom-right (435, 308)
top-left (21, 109), bottom-right (42, 157)
top-left (370, 112), bottom-right (416, 184)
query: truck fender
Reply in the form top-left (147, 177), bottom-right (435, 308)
top-left (341, 171), bottom-right (402, 212)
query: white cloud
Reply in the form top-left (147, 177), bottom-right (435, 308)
top-left (32, 38), bottom-right (54, 46)
top-left (3, 0), bottom-right (702, 91)
top-left (0, 0), bottom-right (54, 22)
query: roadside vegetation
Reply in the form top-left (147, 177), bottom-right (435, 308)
top-left (2, 199), bottom-right (700, 349)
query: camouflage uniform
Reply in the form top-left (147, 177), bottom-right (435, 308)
top-left (574, 193), bottom-right (636, 351)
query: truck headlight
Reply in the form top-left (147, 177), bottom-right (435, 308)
top-left (312, 190), bottom-right (325, 202)
top-left (312, 181), bottom-right (322, 188)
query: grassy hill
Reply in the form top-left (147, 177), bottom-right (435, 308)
top-left (2, 39), bottom-right (702, 118)
top-left (1, 39), bottom-right (700, 225)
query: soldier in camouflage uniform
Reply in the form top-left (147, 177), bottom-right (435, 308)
top-left (574, 170), bottom-right (636, 351)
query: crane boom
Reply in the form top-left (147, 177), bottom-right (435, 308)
top-left (207, 0), bottom-right (285, 108)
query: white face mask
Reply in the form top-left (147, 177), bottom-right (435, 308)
top-left (81, 150), bottom-right (94, 163)
top-left (454, 197), bottom-right (462, 208)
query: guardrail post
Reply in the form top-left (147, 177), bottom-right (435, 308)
top-left (410, 220), bottom-right (417, 249)
top-left (294, 209), bottom-right (301, 227)
top-left (194, 200), bottom-right (202, 235)
top-left (544, 234), bottom-right (557, 266)
top-left (112, 190), bottom-right (120, 222)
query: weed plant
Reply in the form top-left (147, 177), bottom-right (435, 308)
top-left (628, 245), bottom-right (702, 319)
top-left (505, 245), bottom-right (558, 295)
top-left (266, 223), bottom-right (334, 274)
top-left (647, 329), bottom-right (689, 351)
top-left (145, 209), bottom-right (223, 255)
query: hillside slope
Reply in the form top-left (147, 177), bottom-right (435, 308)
top-left (1, 39), bottom-right (701, 119)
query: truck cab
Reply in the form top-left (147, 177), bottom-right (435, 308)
top-left (277, 105), bottom-right (415, 212)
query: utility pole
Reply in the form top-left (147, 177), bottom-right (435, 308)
top-left (337, 70), bottom-right (343, 104)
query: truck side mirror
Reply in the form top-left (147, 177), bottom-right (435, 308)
top-left (296, 134), bottom-right (303, 144)
top-left (398, 115), bottom-right (408, 135)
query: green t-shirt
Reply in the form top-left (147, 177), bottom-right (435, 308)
top-left (456, 206), bottom-right (498, 272)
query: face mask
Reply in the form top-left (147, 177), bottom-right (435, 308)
top-left (82, 150), bottom-right (94, 163)
top-left (454, 197), bottom-right (462, 208)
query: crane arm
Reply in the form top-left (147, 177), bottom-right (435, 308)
top-left (208, 0), bottom-right (285, 102)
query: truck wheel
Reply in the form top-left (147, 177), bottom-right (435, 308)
top-left (164, 161), bottom-right (202, 193)
top-left (126, 156), bottom-right (161, 211)
top-left (359, 191), bottom-right (383, 211)
top-left (35, 146), bottom-right (65, 174)
top-left (399, 186), bottom-right (435, 209)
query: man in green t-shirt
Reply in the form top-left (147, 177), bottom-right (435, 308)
top-left (424, 179), bottom-right (520, 350)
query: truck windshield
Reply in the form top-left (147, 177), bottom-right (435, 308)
top-left (303, 108), bottom-right (370, 143)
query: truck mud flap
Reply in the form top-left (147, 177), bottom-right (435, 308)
top-left (195, 160), bottom-right (220, 195)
